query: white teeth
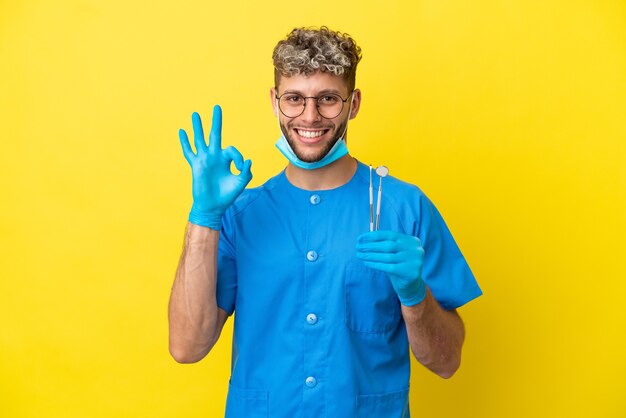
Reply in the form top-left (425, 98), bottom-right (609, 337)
top-left (297, 129), bottom-right (325, 138)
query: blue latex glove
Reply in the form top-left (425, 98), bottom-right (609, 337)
top-left (356, 231), bottom-right (427, 306)
top-left (179, 105), bottom-right (252, 230)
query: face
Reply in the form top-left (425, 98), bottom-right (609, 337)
top-left (271, 71), bottom-right (361, 163)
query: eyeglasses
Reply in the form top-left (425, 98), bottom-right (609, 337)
top-left (275, 91), bottom-right (352, 119)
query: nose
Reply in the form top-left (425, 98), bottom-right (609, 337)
top-left (300, 98), bottom-right (322, 123)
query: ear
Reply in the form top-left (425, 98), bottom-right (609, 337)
top-left (349, 89), bottom-right (362, 120)
top-left (270, 88), bottom-right (278, 117)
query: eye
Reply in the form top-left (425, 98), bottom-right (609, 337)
top-left (283, 94), bottom-right (304, 104)
top-left (319, 95), bottom-right (340, 105)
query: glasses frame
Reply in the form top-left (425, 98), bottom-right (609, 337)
top-left (275, 90), bottom-right (353, 119)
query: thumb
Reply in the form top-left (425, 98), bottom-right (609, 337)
top-left (238, 159), bottom-right (253, 185)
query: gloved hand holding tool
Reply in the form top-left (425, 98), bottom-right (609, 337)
top-left (179, 105), bottom-right (253, 230)
top-left (356, 231), bottom-right (427, 306)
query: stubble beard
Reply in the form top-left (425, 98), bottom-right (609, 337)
top-left (280, 120), bottom-right (348, 163)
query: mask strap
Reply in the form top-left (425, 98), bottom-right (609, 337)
top-left (340, 92), bottom-right (355, 140)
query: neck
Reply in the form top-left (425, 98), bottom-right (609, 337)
top-left (285, 155), bottom-right (357, 191)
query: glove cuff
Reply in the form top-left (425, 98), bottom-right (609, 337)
top-left (398, 278), bottom-right (427, 307)
top-left (188, 209), bottom-right (223, 230)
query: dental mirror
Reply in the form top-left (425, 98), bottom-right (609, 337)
top-left (374, 166), bottom-right (389, 230)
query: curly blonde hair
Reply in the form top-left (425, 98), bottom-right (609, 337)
top-left (272, 26), bottom-right (362, 91)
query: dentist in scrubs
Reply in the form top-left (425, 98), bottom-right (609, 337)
top-left (169, 26), bottom-right (482, 418)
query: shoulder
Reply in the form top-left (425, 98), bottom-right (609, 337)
top-left (355, 161), bottom-right (424, 193)
top-left (384, 174), bottom-right (426, 199)
top-left (383, 175), bottom-right (432, 226)
top-left (227, 170), bottom-right (284, 217)
top-left (354, 161), bottom-right (428, 205)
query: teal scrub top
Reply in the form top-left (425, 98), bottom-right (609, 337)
top-left (217, 161), bottom-right (482, 418)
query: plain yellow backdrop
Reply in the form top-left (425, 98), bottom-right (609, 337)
top-left (1, 0), bottom-right (625, 417)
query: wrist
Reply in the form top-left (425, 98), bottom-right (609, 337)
top-left (397, 277), bottom-right (427, 307)
top-left (188, 207), bottom-right (223, 230)
top-left (186, 222), bottom-right (220, 246)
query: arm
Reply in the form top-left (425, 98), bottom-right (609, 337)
top-left (168, 223), bottom-right (229, 363)
top-left (401, 290), bottom-right (464, 378)
top-left (168, 106), bottom-right (251, 363)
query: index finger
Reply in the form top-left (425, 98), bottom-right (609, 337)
top-left (357, 230), bottom-right (402, 244)
top-left (209, 105), bottom-right (222, 151)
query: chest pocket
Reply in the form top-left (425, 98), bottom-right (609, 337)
top-left (344, 263), bottom-right (402, 334)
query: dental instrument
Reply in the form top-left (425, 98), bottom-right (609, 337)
top-left (375, 166), bottom-right (389, 231)
top-left (369, 165), bottom-right (374, 231)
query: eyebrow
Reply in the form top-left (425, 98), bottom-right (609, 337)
top-left (281, 88), bottom-right (343, 95)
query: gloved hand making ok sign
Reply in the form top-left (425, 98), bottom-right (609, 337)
top-left (179, 105), bottom-right (253, 230)
top-left (356, 231), bottom-right (427, 306)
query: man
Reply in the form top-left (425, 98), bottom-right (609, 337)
top-left (169, 27), bottom-right (482, 417)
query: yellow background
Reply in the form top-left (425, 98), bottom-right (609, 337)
top-left (2, 0), bottom-right (625, 417)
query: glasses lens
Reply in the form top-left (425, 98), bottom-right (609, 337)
top-left (278, 94), bottom-right (305, 118)
top-left (317, 94), bottom-right (344, 119)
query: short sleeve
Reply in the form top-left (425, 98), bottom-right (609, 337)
top-left (216, 209), bottom-right (238, 315)
top-left (416, 195), bottom-right (482, 310)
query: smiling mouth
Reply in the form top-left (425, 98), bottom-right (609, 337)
top-left (295, 128), bottom-right (330, 139)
